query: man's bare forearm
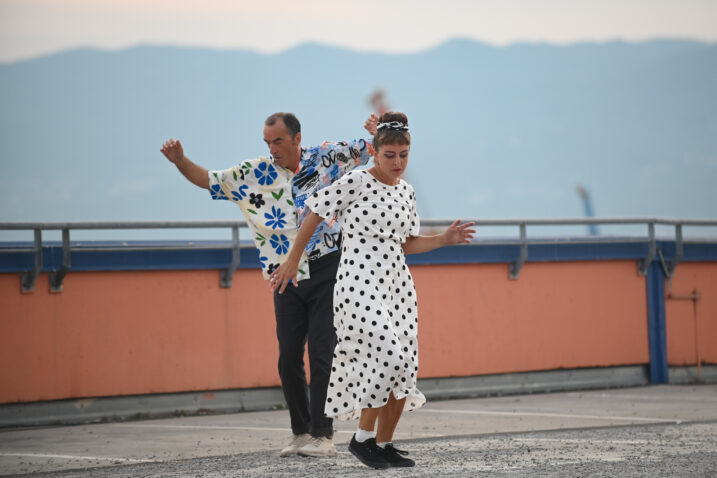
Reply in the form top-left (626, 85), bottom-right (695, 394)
top-left (176, 156), bottom-right (209, 190)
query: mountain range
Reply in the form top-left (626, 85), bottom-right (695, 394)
top-left (1, 39), bottom-right (715, 239)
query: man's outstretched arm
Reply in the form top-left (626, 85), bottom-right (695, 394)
top-left (160, 138), bottom-right (209, 190)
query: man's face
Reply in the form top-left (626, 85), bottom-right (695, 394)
top-left (263, 119), bottom-right (301, 170)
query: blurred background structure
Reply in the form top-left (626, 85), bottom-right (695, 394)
top-left (576, 184), bottom-right (599, 236)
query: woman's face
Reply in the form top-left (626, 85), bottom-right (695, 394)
top-left (375, 142), bottom-right (410, 182)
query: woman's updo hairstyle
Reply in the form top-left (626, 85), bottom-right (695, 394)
top-left (373, 111), bottom-right (410, 151)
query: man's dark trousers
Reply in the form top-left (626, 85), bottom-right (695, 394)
top-left (273, 251), bottom-right (338, 438)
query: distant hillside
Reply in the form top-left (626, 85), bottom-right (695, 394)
top-left (1, 39), bottom-right (715, 238)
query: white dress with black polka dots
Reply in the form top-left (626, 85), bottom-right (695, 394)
top-left (306, 169), bottom-right (425, 420)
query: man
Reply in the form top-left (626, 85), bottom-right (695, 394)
top-left (160, 112), bottom-right (376, 457)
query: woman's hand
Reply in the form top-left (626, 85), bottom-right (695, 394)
top-left (442, 220), bottom-right (476, 246)
top-left (269, 259), bottom-right (300, 294)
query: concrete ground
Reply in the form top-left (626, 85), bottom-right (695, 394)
top-left (1, 384), bottom-right (716, 477)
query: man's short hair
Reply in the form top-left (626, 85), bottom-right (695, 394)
top-left (265, 112), bottom-right (301, 137)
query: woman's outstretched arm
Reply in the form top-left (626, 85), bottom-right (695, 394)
top-left (402, 220), bottom-right (475, 255)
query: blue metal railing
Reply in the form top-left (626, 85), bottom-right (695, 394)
top-left (2, 217), bottom-right (715, 290)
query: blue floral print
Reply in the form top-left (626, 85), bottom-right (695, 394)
top-left (255, 162), bottom-right (278, 186)
top-left (264, 205), bottom-right (287, 230)
top-left (231, 184), bottom-right (249, 201)
top-left (210, 184), bottom-right (228, 200)
top-left (208, 139), bottom-right (374, 282)
top-left (270, 233), bottom-right (290, 255)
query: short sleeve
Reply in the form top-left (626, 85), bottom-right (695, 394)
top-left (315, 139), bottom-right (375, 176)
top-left (408, 185), bottom-right (420, 237)
top-left (344, 138), bottom-right (374, 170)
top-left (306, 170), bottom-right (363, 220)
top-left (208, 162), bottom-right (252, 204)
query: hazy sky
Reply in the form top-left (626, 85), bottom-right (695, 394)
top-left (1, 0), bottom-right (716, 63)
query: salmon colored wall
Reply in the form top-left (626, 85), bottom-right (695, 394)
top-left (665, 263), bottom-right (717, 365)
top-left (0, 260), bottom-right (711, 405)
top-left (413, 261), bottom-right (649, 378)
top-left (1, 270), bottom-right (279, 404)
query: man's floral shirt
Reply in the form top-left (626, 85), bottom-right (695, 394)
top-left (208, 139), bottom-right (373, 281)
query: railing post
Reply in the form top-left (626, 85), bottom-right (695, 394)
top-left (637, 222), bottom-right (655, 276)
top-left (220, 226), bottom-right (240, 288)
top-left (20, 229), bottom-right (43, 293)
top-left (666, 223), bottom-right (683, 277)
top-left (509, 223), bottom-right (527, 280)
top-left (50, 228), bottom-right (71, 293)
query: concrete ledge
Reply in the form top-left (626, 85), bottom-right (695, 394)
top-left (669, 365), bottom-right (717, 384)
top-left (420, 365), bottom-right (650, 400)
top-left (3, 365), bottom-right (715, 428)
top-left (0, 387), bottom-right (286, 428)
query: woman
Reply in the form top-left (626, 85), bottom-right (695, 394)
top-left (270, 112), bottom-right (475, 469)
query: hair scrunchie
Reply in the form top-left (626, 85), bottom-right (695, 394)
top-left (376, 121), bottom-right (409, 132)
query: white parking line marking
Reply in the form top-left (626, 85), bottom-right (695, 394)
top-left (116, 424), bottom-right (304, 432)
top-left (416, 409), bottom-right (680, 423)
top-left (567, 392), bottom-right (717, 403)
top-left (513, 438), bottom-right (653, 444)
top-left (0, 453), bottom-right (156, 463)
top-left (113, 424), bottom-right (436, 437)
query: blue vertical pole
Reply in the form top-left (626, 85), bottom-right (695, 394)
top-left (583, 198), bottom-right (599, 236)
top-left (576, 185), bottom-right (599, 236)
top-left (646, 261), bottom-right (669, 383)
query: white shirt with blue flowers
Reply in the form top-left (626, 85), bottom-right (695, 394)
top-left (208, 139), bottom-right (373, 281)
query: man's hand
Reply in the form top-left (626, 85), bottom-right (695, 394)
top-left (269, 259), bottom-right (300, 294)
top-left (442, 220), bottom-right (476, 246)
top-left (364, 113), bottom-right (379, 136)
top-left (160, 138), bottom-right (185, 165)
top-left (160, 139), bottom-right (209, 189)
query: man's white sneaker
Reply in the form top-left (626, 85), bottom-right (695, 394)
top-left (297, 436), bottom-right (338, 457)
top-left (280, 433), bottom-right (311, 457)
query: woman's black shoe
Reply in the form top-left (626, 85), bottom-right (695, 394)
top-left (348, 435), bottom-right (390, 469)
top-left (376, 444), bottom-right (415, 467)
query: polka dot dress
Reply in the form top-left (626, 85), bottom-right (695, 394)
top-left (306, 170), bottom-right (425, 420)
